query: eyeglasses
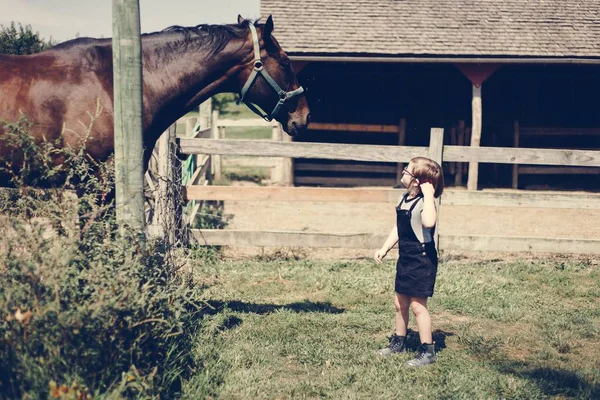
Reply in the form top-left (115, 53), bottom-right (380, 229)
top-left (402, 168), bottom-right (415, 178)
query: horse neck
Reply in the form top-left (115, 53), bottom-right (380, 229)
top-left (141, 34), bottom-right (250, 122)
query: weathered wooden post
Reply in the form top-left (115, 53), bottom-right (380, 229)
top-left (512, 120), bottom-right (520, 189)
top-left (454, 120), bottom-right (465, 186)
top-left (428, 128), bottom-right (444, 250)
top-left (467, 84), bottom-right (482, 191)
top-left (395, 117), bottom-right (407, 185)
top-left (112, 0), bottom-right (144, 233)
top-left (211, 110), bottom-right (222, 181)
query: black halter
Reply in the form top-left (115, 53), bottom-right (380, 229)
top-left (237, 23), bottom-right (305, 121)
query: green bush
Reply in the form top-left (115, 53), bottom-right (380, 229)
top-left (0, 116), bottom-right (208, 398)
top-left (0, 21), bottom-right (53, 55)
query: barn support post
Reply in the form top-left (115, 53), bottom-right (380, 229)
top-left (112, 0), bottom-right (145, 234)
top-left (512, 120), bottom-right (520, 189)
top-left (455, 120), bottom-right (465, 186)
top-left (467, 84), bottom-right (482, 190)
top-left (396, 117), bottom-right (407, 185)
top-left (428, 127), bottom-right (444, 249)
top-left (454, 64), bottom-right (499, 191)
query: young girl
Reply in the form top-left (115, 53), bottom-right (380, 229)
top-left (374, 156), bottom-right (444, 367)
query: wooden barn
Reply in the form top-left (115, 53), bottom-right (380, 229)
top-left (260, 0), bottom-right (600, 190)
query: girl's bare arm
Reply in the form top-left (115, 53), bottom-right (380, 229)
top-left (420, 183), bottom-right (437, 228)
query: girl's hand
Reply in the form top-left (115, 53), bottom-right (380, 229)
top-left (420, 182), bottom-right (435, 198)
top-left (374, 248), bottom-right (388, 263)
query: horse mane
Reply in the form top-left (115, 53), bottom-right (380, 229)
top-left (150, 18), bottom-right (260, 55)
top-left (48, 19), bottom-right (261, 55)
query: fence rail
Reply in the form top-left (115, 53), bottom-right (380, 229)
top-left (184, 186), bottom-right (600, 209)
top-left (190, 230), bottom-right (600, 254)
top-left (179, 139), bottom-right (600, 166)
top-left (177, 126), bottom-right (600, 254)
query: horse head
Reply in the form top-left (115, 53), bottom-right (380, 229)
top-left (234, 15), bottom-right (310, 136)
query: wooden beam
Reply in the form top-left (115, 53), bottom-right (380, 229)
top-left (517, 166), bottom-right (600, 174)
top-left (190, 229), bottom-right (600, 254)
top-left (191, 127), bottom-right (211, 139)
top-left (441, 235), bottom-right (600, 254)
top-left (307, 122), bottom-right (400, 133)
top-left (294, 176), bottom-right (396, 187)
top-left (184, 186), bottom-right (600, 209)
top-left (295, 163), bottom-right (396, 173)
top-left (178, 139), bottom-right (428, 162)
top-left (442, 146), bottom-right (600, 166)
top-left (442, 190), bottom-right (600, 209)
top-left (187, 154), bottom-right (210, 186)
top-left (191, 229), bottom-right (387, 248)
top-left (185, 186), bottom-right (400, 203)
top-left (467, 84), bottom-right (482, 190)
top-left (179, 139), bottom-right (600, 167)
top-left (519, 128), bottom-right (600, 136)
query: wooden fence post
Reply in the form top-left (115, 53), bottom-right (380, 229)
top-left (112, 0), bottom-right (145, 233)
top-left (271, 123), bottom-right (293, 186)
top-left (428, 127), bottom-right (444, 250)
top-left (211, 110), bottom-right (222, 181)
top-left (271, 124), bottom-right (281, 183)
top-left (155, 124), bottom-right (177, 243)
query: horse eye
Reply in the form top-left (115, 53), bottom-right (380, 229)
top-left (281, 60), bottom-right (291, 68)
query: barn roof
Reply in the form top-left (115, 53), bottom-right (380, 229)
top-left (261, 0), bottom-right (600, 61)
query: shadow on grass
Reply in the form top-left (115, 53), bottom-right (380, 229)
top-left (205, 299), bottom-right (345, 316)
top-left (497, 362), bottom-right (599, 399)
top-left (404, 328), bottom-right (454, 353)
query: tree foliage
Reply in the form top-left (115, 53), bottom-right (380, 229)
top-left (0, 21), bottom-right (53, 55)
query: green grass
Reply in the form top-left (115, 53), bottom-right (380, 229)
top-left (182, 256), bottom-right (600, 399)
top-left (224, 126), bottom-right (271, 140)
top-left (220, 166), bottom-right (270, 184)
top-left (217, 94), bottom-right (261, 120)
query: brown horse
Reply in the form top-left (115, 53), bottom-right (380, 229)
top-left (0, 16), bottom-right (310, 186)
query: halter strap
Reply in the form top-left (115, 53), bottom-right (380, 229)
top-left (237, 22), bottom-right (305, 121)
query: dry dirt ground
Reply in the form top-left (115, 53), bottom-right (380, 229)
top-left (219, 179), bottom-right (600, 261)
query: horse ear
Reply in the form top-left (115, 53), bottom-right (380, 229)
top-left (237, 15), bottom-right (245, 25)
top-left (264, 15), bottom-right (274, 38)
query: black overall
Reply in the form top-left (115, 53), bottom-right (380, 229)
top-left (395, 194), bottom-right (438, 297)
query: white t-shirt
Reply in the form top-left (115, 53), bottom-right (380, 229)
top-left (398, 194), bottom-right (435, 243)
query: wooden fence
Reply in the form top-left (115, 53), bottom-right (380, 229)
top-left (178, 127), bottom-right (600, 254)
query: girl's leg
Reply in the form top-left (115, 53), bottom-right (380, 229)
top-left (395, 293), bottom-right (411, 336)
top-left (410, 297), bottom-right (432, 344)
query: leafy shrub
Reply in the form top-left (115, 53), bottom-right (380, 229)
top-left (0, 117), bottom-right (208, 398)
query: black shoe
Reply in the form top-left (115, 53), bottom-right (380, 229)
top-left (405, 343), bottom-right (436, 367)
top-left (377, 334), bottom-right (407, 356)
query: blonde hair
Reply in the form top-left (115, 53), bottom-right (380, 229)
top-left (407, 157), bottom-right (444, 198)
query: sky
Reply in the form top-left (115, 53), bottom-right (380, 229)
top-left (1, 0), bottom-right (261, 43)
